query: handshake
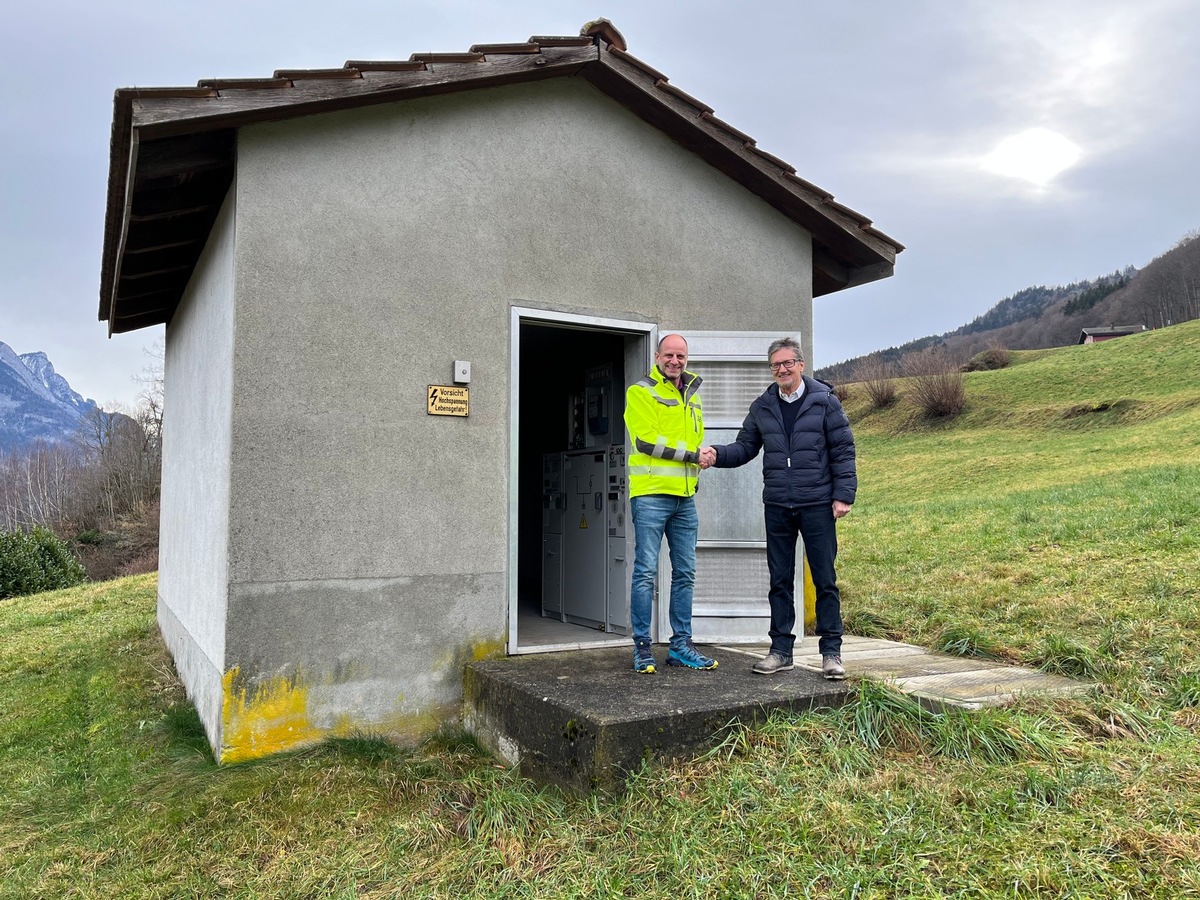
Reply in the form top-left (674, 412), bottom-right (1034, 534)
top-left (697, 447), bottom-right (717, 470)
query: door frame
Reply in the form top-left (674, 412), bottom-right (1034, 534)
top-left (508, 306), bottom-right (656, 653)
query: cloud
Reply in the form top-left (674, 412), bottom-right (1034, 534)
top-left (854, 0), bottom-right (1198, 201)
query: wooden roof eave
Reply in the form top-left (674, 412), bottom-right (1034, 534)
top-left (126, 44), bottom-right (597, 141)
top-left (582, 46), bottom-right (900, 290)
top-left (100, 110), bottom-right (236, 333)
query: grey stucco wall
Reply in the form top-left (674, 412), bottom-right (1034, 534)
top-left (158, 187), bottom-right (236, 750)
top-left (211, 76), bottom-right (812, 755)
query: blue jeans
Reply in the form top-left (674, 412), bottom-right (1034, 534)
top-left (764, 502), bottom-right (843, 658)
top-left (629, 494), bottom-right (698, 649)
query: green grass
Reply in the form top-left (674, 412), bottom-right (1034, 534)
top-left (3, 321), bottom-right (1200, 897)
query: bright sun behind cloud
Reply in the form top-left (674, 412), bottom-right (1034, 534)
top-left (982, 127), bottom-right (1082, 186)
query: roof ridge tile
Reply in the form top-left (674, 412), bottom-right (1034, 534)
top-left (197, 77), bottom-right (290, 91)
top-left (821, 198), bottom-right (872, 228)
top-left (343, 60), bottom-right (427, 73)
top-left (409, 52), bottom-right (486, 64)
top-left (782, 172), bottom-right (834, 201)
top-left (469, 42), bottom-right (541, 55)
top-left (527, 36), bottom-right (594, 47)
top-left (272, 68), bottom-right (363, 81)
top-left (653, 80), bottom-right (713, 115)
top-left (699, 111), bottom-right (753, 146)
top-left (605, 45), bottom-right (666, 83)
top-left (745, 144), bottom-right (796, 174)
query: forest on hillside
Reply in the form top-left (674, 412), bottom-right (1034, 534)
top-left (817, 228), bottom-right (1200, 384)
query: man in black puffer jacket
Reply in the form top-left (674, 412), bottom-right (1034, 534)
top-left (699, 337), bottom-right (856, 679)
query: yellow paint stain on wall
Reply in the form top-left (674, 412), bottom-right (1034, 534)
top-left (220, 638), bottom-right (500, 763)
top-left (221, 667), bottom-right (324, 764)
top-left (471, 638), bottom-right (506, 662)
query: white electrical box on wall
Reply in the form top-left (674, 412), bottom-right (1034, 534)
top-left (454, 360), bottom-right (471, 384)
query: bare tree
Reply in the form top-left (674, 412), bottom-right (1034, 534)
top-left (0, 442), bottom-right (81, 531)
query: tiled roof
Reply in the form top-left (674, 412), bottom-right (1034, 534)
top-left (99, 20), bottom-right (903, 334)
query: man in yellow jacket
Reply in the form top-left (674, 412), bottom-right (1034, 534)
top-left (624, 333), bottom-right (717, 673)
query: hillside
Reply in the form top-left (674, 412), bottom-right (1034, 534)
top-left (842, 319), bottom-right (1200, 521)
top-left (817, 228), bottom-right (1200, 383)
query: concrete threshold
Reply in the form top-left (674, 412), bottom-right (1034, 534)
top-left (464, 636), bottom-right (1093, 793)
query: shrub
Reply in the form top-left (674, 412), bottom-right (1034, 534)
top-left (0, 526), bottom-right (88, 600)
top-left (74, 527), bottom-right (115, 546)
top-left (961, 347), bottom-right (1012, 372)
top-left (903, 348), bottom-right (967, 418)
top-left (854, 357), bottom-right (898, 409)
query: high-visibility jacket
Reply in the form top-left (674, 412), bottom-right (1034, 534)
top-left (624, 365), bottom-right (704, 498)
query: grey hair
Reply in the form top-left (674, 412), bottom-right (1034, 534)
top-left (767, 337), bottom-right (804, 362)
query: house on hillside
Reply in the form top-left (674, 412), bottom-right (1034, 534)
top-left (97, 20), bottom-right (902, 763)
top-left (1079, 325), bottom-right (1145, 344)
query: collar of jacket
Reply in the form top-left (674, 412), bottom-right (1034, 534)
top-left (651, 364), bottom-right (703, 401)
top-left (761, 375), bottom-right (825, 420)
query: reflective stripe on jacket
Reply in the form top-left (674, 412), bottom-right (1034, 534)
top-left (624, 366), bottom-right (704, 498)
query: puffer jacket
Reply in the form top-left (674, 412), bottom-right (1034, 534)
top-left (713, 376), bottom-right (856, 508)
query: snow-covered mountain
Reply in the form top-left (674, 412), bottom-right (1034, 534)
top-left (0, 342), bottom-right (98, 451)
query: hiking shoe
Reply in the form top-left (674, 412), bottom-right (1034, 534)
top-left (822, 655), bottom-right (846, 680)
top-left (666, 639), bottom-right (718, 670)
top-left (633, 639), bottom-right (656, 674)
top-left (752, 652), bottom-right (794, 675)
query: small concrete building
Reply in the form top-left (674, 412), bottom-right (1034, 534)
top-left (98, 22), bottom-right (901, 762)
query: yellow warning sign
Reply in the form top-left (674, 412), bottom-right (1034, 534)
top-left (427, 385), bottom-right (469, 417)
top-left (579, 515), bottom-right (589, 529)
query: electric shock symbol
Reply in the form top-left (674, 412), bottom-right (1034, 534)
top-left (579, 515), bottom-right (589, 529)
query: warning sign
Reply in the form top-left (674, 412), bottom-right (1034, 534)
top-left (427, 385), bottom-right (469, 417)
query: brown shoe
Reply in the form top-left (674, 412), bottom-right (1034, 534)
top-left (822, 655), bottom-right (846, 680)
top-left (752, 652), bottom-right (794, 675)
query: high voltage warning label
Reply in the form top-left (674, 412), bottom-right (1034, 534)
top-left (427, 385), bottom-right (469, 417)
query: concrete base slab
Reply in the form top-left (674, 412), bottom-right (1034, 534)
top-left (463, 644), bottom-right (848, 793)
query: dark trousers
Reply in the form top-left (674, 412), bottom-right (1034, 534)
top-left (764, 502), bottom-right (843, 658)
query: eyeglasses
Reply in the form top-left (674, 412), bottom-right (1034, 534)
top-left (769, 358), bottom-right (801, 371)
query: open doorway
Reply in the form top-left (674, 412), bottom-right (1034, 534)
top-left (509, 310), bottom-right (653, 653)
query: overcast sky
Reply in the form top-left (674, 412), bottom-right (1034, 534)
top-left (4, 0), bottom-right (1198, 406)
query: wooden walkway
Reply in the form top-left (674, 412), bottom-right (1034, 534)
top-left (716, 635), bottom-right (1093, 710)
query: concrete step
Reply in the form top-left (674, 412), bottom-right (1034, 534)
top-left (464, 644), bottom-right (848, 793)
top-left (464, 636), bottom-right (1094, 792)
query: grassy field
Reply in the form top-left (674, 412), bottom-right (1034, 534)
top-left (3, 321), bottom-right (1199, 898)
